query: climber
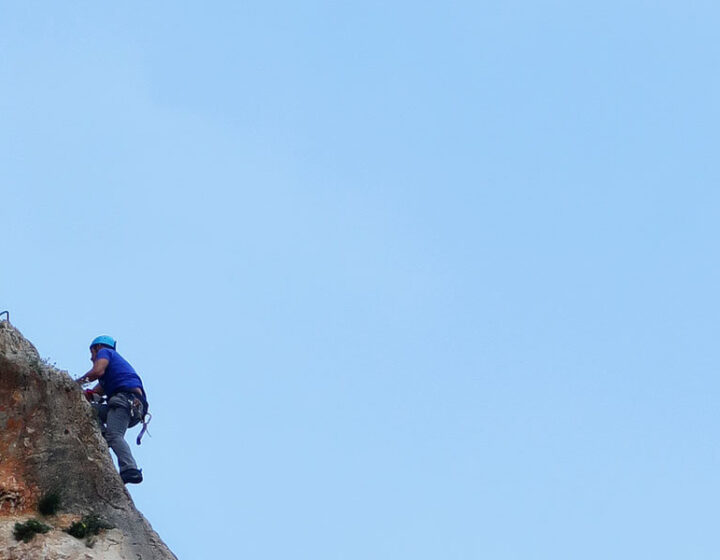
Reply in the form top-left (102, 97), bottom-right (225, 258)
top-left (76, 335), bottom-right (147, 485)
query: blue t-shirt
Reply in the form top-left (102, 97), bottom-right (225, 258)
top-left (96, 348), bottom-right (144, 398)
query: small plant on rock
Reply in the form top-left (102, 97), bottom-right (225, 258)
top-left (13, 518), bottom-right (51, 543)
top-left (65, 514), bottom-right (113, 540)
top-left (38, 490), bottom-right (62, 516)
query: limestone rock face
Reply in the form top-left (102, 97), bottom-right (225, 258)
top-left (0, 321), bottom-right (177, 559)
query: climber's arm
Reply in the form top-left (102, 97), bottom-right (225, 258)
top-left (77, 358), bottom-right (109, 384)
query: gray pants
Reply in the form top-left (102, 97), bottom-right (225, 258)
top-left (95, 393), bottom-right (143, 473)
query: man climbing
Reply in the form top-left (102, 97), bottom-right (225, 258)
top-left (76, 335), bottom-right (147, 484)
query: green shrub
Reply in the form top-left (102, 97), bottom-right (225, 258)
top-left (38, 491), bottom-right (62, 516)
top-left (65, 514), bottom-right (113, 539)
top-left (13, 519), bottom-right (51, 542)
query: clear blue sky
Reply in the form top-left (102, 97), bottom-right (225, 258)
top-left (2, 2), bottom-right (720, 558)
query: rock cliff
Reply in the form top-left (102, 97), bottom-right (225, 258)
top-left (0, 321), bottom-right (177, 559)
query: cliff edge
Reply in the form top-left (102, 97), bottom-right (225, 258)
top-left (0, 321), bottom-right (177, 559)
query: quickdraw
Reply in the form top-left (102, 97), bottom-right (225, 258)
top-left (136, 412), bottom-right (152, 445)
top-left (129, 394), bottom-right (152, 446)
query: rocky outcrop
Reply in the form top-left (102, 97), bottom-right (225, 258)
top-left (0, 321), bottom-right (176, 559)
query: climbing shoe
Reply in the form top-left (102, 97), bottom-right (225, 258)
top-left (121, 468), bottom-right (143, 484)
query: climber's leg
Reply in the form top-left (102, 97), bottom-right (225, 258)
top-left (104, 394), bottom-right (138, 473)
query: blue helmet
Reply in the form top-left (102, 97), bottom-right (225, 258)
top-left (90, 335), bottom-right (117, 350)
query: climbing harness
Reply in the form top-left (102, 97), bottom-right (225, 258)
top-left (84, 390), bottom-right (152, 445)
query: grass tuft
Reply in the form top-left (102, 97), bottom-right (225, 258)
top-left (38, 491), bottom-right (62, 516)
top-left (65, 514), bottom-right (113, 540)
top-left (13, 519), bottom-right (51, 543)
